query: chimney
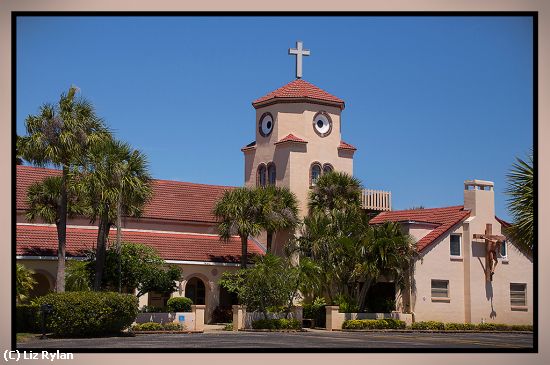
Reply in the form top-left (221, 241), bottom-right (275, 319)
top-left (463, 180), bottom-right (495, 218)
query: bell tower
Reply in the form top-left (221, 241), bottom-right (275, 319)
top-left (241, 41), bottom-right (357, 220)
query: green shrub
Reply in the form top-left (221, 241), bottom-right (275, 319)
top-left (410, 321), bottom-right (445, 330)
top-left (132, 322), bottom-right (163, 331)
top-left (509, 325), bottom-right (533, 332)
top-left (166, 297), bottom-right (193, 312)
top-left (34, 291), bottom-right (138, 337)
top-left (161, 322), bottom-right (185, 331)
top-left (477, 323), bottom-right (510, 331)
top-left (444, 323), bottom-right (477, 331)
top-left (342, 319), bottom-right (406, 330)
top-left (251, 318), bottom-right (301, 330)
top-left (16, 304), bottom-right (40, 333)
top-left (223, 323), bottom-right (233, 331)
top-left (303, 297), bottom-right (326, 328)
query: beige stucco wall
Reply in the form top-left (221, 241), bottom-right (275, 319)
top-left (244, 102), bottom-right (354, 219)
top-left (409, 186), bottom-right (533, 325)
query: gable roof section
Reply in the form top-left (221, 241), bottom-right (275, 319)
top-left (16, 165), bottom-right (234, 223)
top-left (17, 224), bottom-right (263, 263)
top-left (252, 79), bottom-right (345, 110)
top-left (338, 141), bottom-right (357, 151)
top-left (274, 134), bottom-right (308, 145)
top-left (369, 206), bottom-right (471, 252)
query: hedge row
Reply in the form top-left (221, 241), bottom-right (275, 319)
top-left (34, 291), bottom-right (138, 337)
top-left (342, 319), bottom-right (406, 330)
top-left (251, 318), bottom-right (301, 330)
top-left (16, 304), bottom-right (40, 333)
top-left (410, 321), bottom-right (533, 331)
top-left (132, 322), bottom-right (185, 331)
top-left (167, 297), bottom-right (193, 312)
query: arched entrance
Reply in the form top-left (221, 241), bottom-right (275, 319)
top-left (185, 277), bottom-right (206, 305)
top-left (29, 272), bottom-right (52, 298)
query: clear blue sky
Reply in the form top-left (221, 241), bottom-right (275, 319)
top-left (16, 16), bottom-right (533, 221)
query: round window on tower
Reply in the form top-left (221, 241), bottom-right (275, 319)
top-left (258, 112), bottom-right (274, 137)
top-left (313, 111), bottom-right (332, 137)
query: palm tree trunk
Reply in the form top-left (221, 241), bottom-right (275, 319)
top-left (94, 215), bottom-right (110, 290)
top-left (240, 235), bottom-right (248, 269)
top-left (116, 193), bottom-right (122, 293)
top-left (358, 278), bottom-right (374, 312)
top-left (55, 166), bottom-right (69, 293)
top-left (266, 231), bottom-right (273, 253)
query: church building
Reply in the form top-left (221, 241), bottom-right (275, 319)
top-left (15, 41), bottom-right (532, 325)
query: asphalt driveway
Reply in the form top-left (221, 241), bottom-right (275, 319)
top-left (17, 329), bottom-right (534, 350)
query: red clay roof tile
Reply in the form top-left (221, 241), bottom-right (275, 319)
top-left (338, 141), bottom-right (357, 151)
top-left (252, 79), bottom-right (345, 109)
top-left (16, 165), bottom-right (234, 223)
top-left (16, 224), bottom-right (263, 263)
top-left (274, 134), bottom-right (308, 145)
top-left (369, 206), bottom-right (471, 252)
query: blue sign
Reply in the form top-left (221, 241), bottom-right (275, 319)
top-left (178, 315), bottom-right (185, 322)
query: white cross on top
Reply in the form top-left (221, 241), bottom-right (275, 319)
top-left (288, 41), bottom-right (310, 79)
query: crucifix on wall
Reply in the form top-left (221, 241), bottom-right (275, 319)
top-left (473, 223), bottom-right (506, 282)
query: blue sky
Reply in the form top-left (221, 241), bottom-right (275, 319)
top-left (16, 16), bottom-right (533, 221)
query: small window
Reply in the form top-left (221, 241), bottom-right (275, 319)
top-left (450, 234), bottom-right (461, 257)
top-left (323, 163), bottom-right (334, 174)
top-left (257, 164), bottom-right (267, 187)
top-left (431, 279), bottom-right (449, 298)
top-left (500, 240), bottom-right (507, 258)
top-left (510, 283), bottom-right (526, 307)
top-left (310, 163), bottom-right (322, 186)
top-left (267, 163), bottom-right (276, 186)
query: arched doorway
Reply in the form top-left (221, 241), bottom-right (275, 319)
top-left (185, 277), bottom-right (206, 305)
top-left (29, 272), bottom-right (52, 298)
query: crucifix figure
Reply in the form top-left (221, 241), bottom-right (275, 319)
top-left (473, 223), bottom-right (506, 282)
top-left (288, 41), bottom-right (310, 79)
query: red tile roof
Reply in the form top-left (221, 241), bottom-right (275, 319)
top-left (274, 134), bottom-right (308, 145)
top-left (241, 141), bottom-right (256, 152)
top-left (338, 141), bottom-right (357, 151)
top-left (16, 224), bottom-right (263, 263)
top-left (252, 79), bottom-right (345, 110)
top-left (16, 165), bottom-right (234, 223)
top-left (369, 206), bottom-right (471, 252)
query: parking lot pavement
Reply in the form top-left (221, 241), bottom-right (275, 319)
top-left (17, 329), bottom-right (534, 350)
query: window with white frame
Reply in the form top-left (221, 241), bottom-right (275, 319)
top-left (431, 279), bottom-right (449, 299)
top-left (450, 234), bottom-right (461, 257)
top-left (510, 283), bottom-right (527, 307)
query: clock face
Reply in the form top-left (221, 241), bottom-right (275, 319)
top-left (259, 113), bottom-right (274, 137)
top-left (313, 111), bottom-right (332, 137)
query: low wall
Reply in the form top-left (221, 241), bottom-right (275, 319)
top-left (134, 305), bottom-right (206, 331)
top-left (232, 305), bottom-right (303, 330)
top-left (325, 306), bottom-right (413, 331)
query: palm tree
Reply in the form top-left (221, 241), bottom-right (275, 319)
top-left (356, 221), bottom-right (417, 312)
top-left (16, 264), bottom-right (37, 303)
top-left (259, 186), bottom-right (299, 253)
top-left (214, 187), bottom-right (264, 268)
top-left (19, 86), bottom-right (109, 292)
top-left (505, 150), bottom-right (534, 252)
top-left (308, 171), bottom-right (362, 214)
top-left (77, 138), bottom-right (152, 291)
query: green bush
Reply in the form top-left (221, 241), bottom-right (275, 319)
top-left (34, 291), bottom-right (138, 337)
top-left (444, 323), bottom-right (477, 331)
top-left (509, 324), bottom-right (533, 332)
top-left (223, 323), bottom-right (233, 331)
top-left (477, 323), bottom-right (510, 331)
top-left (131, 322), bottom-right (185, 331)
top-left (303, 297), bottom-right (326, 328)
top-left (410, 321), bottom-right (445, 330)
top-left (166, 297), bottom-right (193, 312)
top-left (251, 318), bottom-right (301, 330)
top-left (342, 319), bottom-right (406, 330)
top-left (132, 322), bottom-right (163, 331)
top-left (16, 304), bottom-right (40, 333)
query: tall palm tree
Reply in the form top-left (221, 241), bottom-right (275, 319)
top-left (259, 186), bottom-right (300, 253)
top-left (19, 86), bottom-right (109, 292)
top-left (214, 187), bottom-right (264, 268)
top-left (505, 150), bottom-right (534, 252)
top-left (308, 171), bottom-right (362, 214)
top-left (77, 138), bottom-right (152, 291)
top-left (356, 221), bottom-right (416, 312)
